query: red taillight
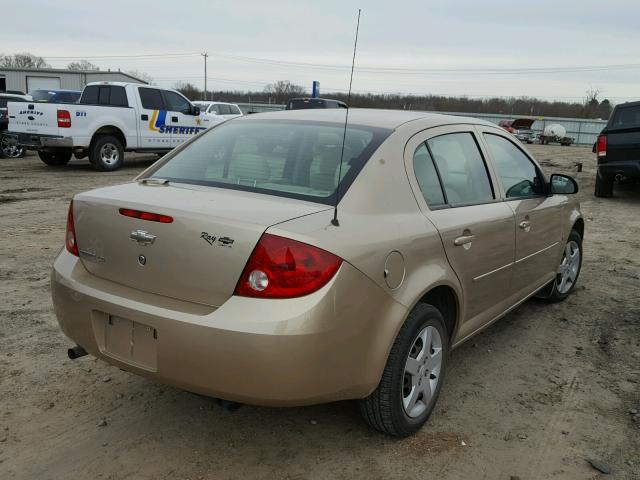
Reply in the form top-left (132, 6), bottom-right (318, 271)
top-left (596, 134), bottom-right (607, 162)
top-left (234, 234), bottom-right (342, 299)
top-left (57, 110), bottom-right (71, 128)
top-left (66, 200), bottom-right (79, 256)
top-left (119, 208), bottom-right (173, 223)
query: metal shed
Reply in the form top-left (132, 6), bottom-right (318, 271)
top-left (0, 68), bottom-right (147, 94)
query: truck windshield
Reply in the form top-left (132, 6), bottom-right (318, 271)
top-left (611, 105), bottom-right (640, 129)
top-left (148, 120), bottom-right (390, 205)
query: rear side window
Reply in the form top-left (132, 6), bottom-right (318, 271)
top-left (139, 88), bottom-right (165, 110)
top-left (611, 105), bottom-right (640, 129)
top-left (426, 133), bottom-right (494, 205)
top-left (217, 104), bottom-right (231, 115)
top-left (484, 133), bottom-right (544, 198)
top-left (413, 144), bottom-right (446, 207)
top-left (229, 105), bottom-right (241, 115)
top-left (149, 120), bottom-right (390, 204)
top-left (109, 87), bottom-right (128, 106)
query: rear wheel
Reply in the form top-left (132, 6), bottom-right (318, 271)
top-left (0, 135), bottom-right (25, 159)
top-left (594, 172), bottom-right (614, 197)
top-left (89, 135), bottom-right (124, 171)
top-left (359, 303), bottom-right (448, 437)
top-left (38, 149), bottom-right (72, 166)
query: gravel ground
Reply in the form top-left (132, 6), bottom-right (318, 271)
top-left (0, 145), bottom-right (639, 480)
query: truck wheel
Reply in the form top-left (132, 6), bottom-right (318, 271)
top-left (594, 173), bottom-right (614, 197)
top-left (89, 135), bottom-right (124, 171)
top-left (359, 303), bottom-right (448, 437)
top-left (38, 149), bottom-right (72, 166)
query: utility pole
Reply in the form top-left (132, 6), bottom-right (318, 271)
top-left (201, 52), bottom-right (208, 100)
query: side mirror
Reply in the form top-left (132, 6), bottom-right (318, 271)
top-left (550, 174), bottom-right (578, 195)
top-left (190, 105), bottom-right (200, 116)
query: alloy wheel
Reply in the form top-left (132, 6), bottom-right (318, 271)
top-left (402, 325), bottom-right (443, 418)
top-left (556, 240), bottom-right (580, 294)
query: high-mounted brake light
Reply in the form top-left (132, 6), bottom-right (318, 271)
top-left (57, 110), bottom-right (71, 128)
top-left (119, 208), bottom-right (173, 223)
top-left (596, 134), bottom-right (607, 162)
top-left (66, 200), bottom-right (79, 256)
top-left (234, 234), bottom-right (342, 299)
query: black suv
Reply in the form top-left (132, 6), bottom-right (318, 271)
top-left (595, 101), bottom-right (640, 197)
top-left (285, 98), bottom-right (347, 110)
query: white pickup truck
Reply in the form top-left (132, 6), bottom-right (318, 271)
top-left (7, 82), bottom-right (219, 171)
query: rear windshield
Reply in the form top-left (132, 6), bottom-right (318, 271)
top-left (611, 105), bottom-right (640, 129)
top-left (148, 120), bottom-right (391, 204)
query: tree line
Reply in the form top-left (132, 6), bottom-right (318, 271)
top-left (0, 53), bottom-right (613, 119)
top-left (176, 80), bottom-right (613, 120)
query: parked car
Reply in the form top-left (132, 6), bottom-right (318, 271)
top-left (7, 82), bottom-right (206, 171)
top-left (0, 92), bottom-right (31, 158)
top-left (285, 97), bottom-right (348, 110)
top-left (594, 100), bottom-right (640, 197)
top-left (30, 89), bottom-right (82, 104)
top-left (193, 101), bottom-right (243, 121)
top-left (52, 109), bottom-right (583, 437)
top-left (498, 118), bottom-right (537, 144)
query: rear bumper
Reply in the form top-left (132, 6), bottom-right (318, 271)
top-left (598, 159), bottom-right (640, 179)
top-left (51, 249), bottom-right (406, 406)
top-left (5, 132), bottom-right (73, 149)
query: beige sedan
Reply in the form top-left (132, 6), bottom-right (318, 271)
top-left (52, 109), bottom-right (583, 436)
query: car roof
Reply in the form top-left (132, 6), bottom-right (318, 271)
top-left (614, 100), bottom-right (640, 109)
top-left (32, 89), bottom-right (81, 93)
top-left (240, 108), bottom-right (495, 130)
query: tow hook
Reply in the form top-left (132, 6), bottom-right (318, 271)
top-left (68, 345), bottom-right (88, 360)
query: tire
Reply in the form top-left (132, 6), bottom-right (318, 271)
top-left (594, 172), bottom-right (614, 197)
top-left (0, 135), bottom-right (25, 159)
top-left (538, 230), bottom-right (583, 303)
top-left (359, 303), bottom-right (448, 437)
top-left (89, 135), bottom-right (124, 172)
top-left (38, 149), bottom-right (72, 166)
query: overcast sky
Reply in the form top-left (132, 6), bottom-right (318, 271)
top-left (6, 0), bottom-right (640, 102)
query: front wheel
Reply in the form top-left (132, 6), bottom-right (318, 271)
top-left (359, 303), bottom-right (448, 437)
top-left (89, 135), bottom-right (124, 171)
top-left (38, 149), bottom-right (72, 166)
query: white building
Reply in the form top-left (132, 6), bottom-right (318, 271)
top-left (0, 68), bottom-right (147, 94)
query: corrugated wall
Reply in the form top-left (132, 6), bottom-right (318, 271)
top-left (236, 103), bottom-right (606, 146)
top-left (0, 70), bottom-right (146, 93)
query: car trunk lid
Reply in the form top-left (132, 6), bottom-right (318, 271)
top-left (73, 182), bottom-right (330, 306)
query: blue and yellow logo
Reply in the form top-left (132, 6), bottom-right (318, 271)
top-left (149, 110), bottom-right (206, 135)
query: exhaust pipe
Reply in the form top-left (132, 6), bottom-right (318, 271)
top-left (615, 174), bottom-right (623, 182)
top-left (68, 345), bottom-right (87, 360)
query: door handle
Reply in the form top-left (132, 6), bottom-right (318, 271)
top-left (519, 220), bottom-right (531, 231)
top-left (140, 114), bottom-right (148, 121)
top-left (454, 235), bottom-right (475, 246)
top-left (171, 116), bottom-right (178, 122)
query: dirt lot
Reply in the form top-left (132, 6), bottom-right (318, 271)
top-left (1, 145), bottom-right (638, 480)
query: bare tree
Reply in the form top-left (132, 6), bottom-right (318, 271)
top-left (0, 53), bottom-right (50, 68)
top-left (67, 60), bottom-right (99, 71)
top-left (263, 80), bottom-right (306, 103)
top-left (125, 69), bottom-right (154, 85)
top-left (174, 81), bottom-right (201, 100)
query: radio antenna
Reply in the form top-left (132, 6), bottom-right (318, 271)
top-left (331, 8), bottom-right (361, 227)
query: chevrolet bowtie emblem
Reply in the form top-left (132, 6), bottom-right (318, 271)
top-left (129, 230), bottom-right (156, 246)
